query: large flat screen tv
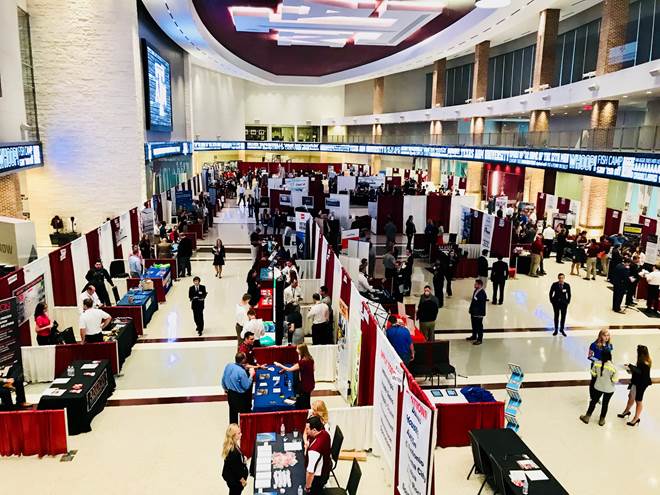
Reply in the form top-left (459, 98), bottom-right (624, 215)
top-left (141, 39), bottom-right (173, 132)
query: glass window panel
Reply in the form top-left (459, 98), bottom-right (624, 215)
top-left (572, 25), bottom-right (587, 83)
top-left (623, 3), bottom-right (640, 68)
top-left (637, 0), bottom-right (655, 64)
top-left (584, 20), bottom-right (600, 74)
top-left (561, 30), bottom-right (575, 85)
top-left (555, 34), bottom-right (565, 86)
top-left (487, 57), bottom-right (496, 100)
top-left (653, 0), bottom-right (660, 60)
top-left (521, 45), bottom-right (534, 91)
top-left (502, 52), bottom-right (513, 98)
top-left (425, 72), bottom-right (433, 108)
top-left (512, 49), bottom-right (523, 96)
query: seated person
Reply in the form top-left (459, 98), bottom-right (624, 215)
top-left (0, 364), bottom-right (30, 410)
top-left (385, 315), bottom-right (414, 366)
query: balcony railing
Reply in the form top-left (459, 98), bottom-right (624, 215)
top-left (327, 126), bottom-right (660, 153)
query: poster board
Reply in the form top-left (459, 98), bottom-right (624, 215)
top-left (0, 297), bottom-right (21, 369)
top-left (12, 275), bottom-right (46, 326)
top-left (481, 213), bottom-right (495, 253)
top-left (141, 207), bottom-right (156, 235)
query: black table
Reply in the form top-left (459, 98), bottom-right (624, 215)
top-left (470, 429), bottom-right (569, 495)
top-left (252, 431), bottom-right (306, 494)
top-left (37, 359), bottom-right (116, 435)
top-left (106, 318), bottom-right (137, 369)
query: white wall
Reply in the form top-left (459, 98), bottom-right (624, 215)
top-left (243, 82), bottom-right (344, 125)
top-left (0, 1), bottom-right (27, 142)
top-left (344, 80), bottom-right (374, 117)
top-left (26, 0), bottom-right (146, 243)
top-left (382, 66), bottom-right (430, 114)
top-left (191, 64), bottom-right (246, 140)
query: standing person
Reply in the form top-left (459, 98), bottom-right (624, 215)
top-left (384, 216), bottom-right (397, 250)
top-left (139, 234), bottom-right (152, 260)
top-left (611, 259), bottom-right (630, 313)
top-left (626, 255), bottom-right (642, 307)
top-left (584, 239), bottom-right (600, 280)
top-left (246, 264), bottom-right (261, 307)
top-left (274, 344), bottom-right (315, 409)
top-left (307, 293), bottom-right (330, 345)
top-left (417, 286), bottom-right (439, 342)
top-left (212, 238), bottom-right (226, 278)
top-left (405, 215), bottom-right (416, 251)
top-left (542, 223), bottom-right (555, 258)
top-left (445, 247), bottom-right (458, 297)
top-left (619, 345), bottom-right (652, 426)
top-left (643, 264), bottom-right (660, 313)
top-left (555, 227), bottom-right (567, 263)
top-left (78, 284), bottom-right (102, 312)
top-left (221, 424), bottom-right (249, 495)
top-left (467, 279), bottom-right (487, 345)
top-left (588, 329), bottom-right (614, 399)
top-left (424, 220), bottom-right (439, 255)
top-left (319, 285), bottom-right (333, 329)
top-left (235, 294), bottom-right (251, 344)
top-left (128, 247), bottom-right (143, 278)
top-left (249, 228), bottom-right (262, 264)
top-left (283, 278), bottom-right (302, 306)
top-left (477, 249), bottom-right (489, 291)
top-left (382, 247), bottom-right (396, 292)
top-left (386, 315), bottom-right (414, 365)
top-left (490, 255), bottom-right (509, 305)
top-left (177, 235), bottom-right (193, 278)
top-left (580, 350), bottom-right (618, 426)
top-left (285, 303), bottom-right (304, 344)
top-left (240, 310), bottom-right (265, 341)
top-left (529, 234), bottom-right (544, 277)
top-left (34, 303), bottom-right (54, 346)
top-left (549, 273), bottom-right (571, 336)
top-left (237, 182), bottom-right (246, 207)
top-left (221, 352), bottom-right (255, 424)
top-left (85, 260), bottom-right (115, 306)
top-left (78, 299), bottom-right (111, 343)
top-left (431, 256), bottom-right (446, 308)
top-left (189, 276), bottom-right (207, 336)
top-left (570, 241), bottom-right (586, 276)
top-left (305, 415), bottom-right (332, 495)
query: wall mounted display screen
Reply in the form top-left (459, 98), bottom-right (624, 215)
top-left (0, 142), bottom-right (43, 175)
top-left (142, 40), bottom-right (173, 132)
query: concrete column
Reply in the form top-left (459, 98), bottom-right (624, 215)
top-left (373, 77), bottom-right (385, 115)
top-left (470, 116), bottom-right (485, 145)
top-left (466, 162), bottom-right (483, 201)
top-left (0, 175), bottom-right (23, 218)
top-left (523, 169), bottom-right (545, 204)
top-left (26, 0), bottom-right (146, 243)
top-left (590, 100), bottom-right (619, 148)
top-left (371, 123), bottom-right (383, 173)
top-left (429, 159), bottom-right (441, 185)
top-left (472, 41), bottom-right (490, 102)
top-left (430, 120), bottom-right (443, 144)
top-left (596, 0), bottom-right (630, 75)
top-left (431, 59), bottom-right (446, 108)
top-left (532, 9), bottom-right (560, 90)
top-left (529, 109), bottom-right (550, 147)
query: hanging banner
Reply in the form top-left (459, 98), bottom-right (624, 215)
top-left (140, 207), bottom-right (156, 236)
top-left (284, 177), bottom-right (309, 194)
top-left (336, 267), bottom-right (352, 400)
top-left (12, 275), bottom-right (46, 326)
top-left (481, 213), bottom-right (495, 252)
top-left (175, 189), bottom-right (193, 214)
top-left (398, 378), bottom-right (435, 495)
top-left (495, 196), bottom-right (508, 212)
top-left (646, 234), bottom-right (658, 265)
top-left (0, 297), bottom-right (21, 369)
top-left (295, 211), bottom-right (311, 259)
top-left (459, 206), bottom-right (472, 242)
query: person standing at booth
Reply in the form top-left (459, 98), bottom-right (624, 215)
top-left (189, 276), bottom-right (207, 336)
top-left (490, 255), bottom-right (509, 305)
top-left (549, 273), bottom-right (571, 336)
top-left (405, 215), bottom-right (416, 251)
top-left (477, 249), bottom-right (489, 291)
top-left (222, 352), bottom-right (255, 424)
top-left (308, 293), bottom-right (330, 344)
top-left (643, 264), bottom-right (660, 313)
top-left (417, 286), bottom-right (439, 342)
top-left (274, 344), bottom-right (316, 409)
top-left (85, 260), bottom-right (115, 306)
top-left (34, 303), bottom-right (54, 346)
top-left (467, 279), bottom-right (487, 345)
top-left (221, 424), bottom-right (249, 495)
top-left (128, 247), bottom-right (143, 278)
top-left (305, 415), bottom-right (332, 495)
top-left (78, 298), bottom-right (111, 343)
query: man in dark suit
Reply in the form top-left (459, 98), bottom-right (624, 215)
top-left (611, 259), bottom-right (630, 313)
top-left (490, 255), bottom-right (509, 305)
top-left (549, 273), bottom-right (571, 336)
top-left (477, 249), bottom-right (490, 292)
top-left (189, 276), bottom-right (207, 335)
top-left (467, 279), bottom-right (487, 345)
top-left (177, 235), bottom-right (194, 277)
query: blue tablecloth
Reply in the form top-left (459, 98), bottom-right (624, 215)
top-left (144, 265), bottom-right (172, 293)
top-left (117, 289), bottom-right (158, 327)
top-left (252, 364), bottom-right (297, 413)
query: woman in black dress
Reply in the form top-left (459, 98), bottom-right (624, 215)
top-left (618, 345), bottom-right (652, 426)
top-left (212, 238), bottom-right (226, 278)
top-left (222, 424), bottom-right (248, 495)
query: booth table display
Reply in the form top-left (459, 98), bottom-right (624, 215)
top-left (252, 364), bottom-right (297, 413)
top-left (117, 289), bottom-right (158, 327)
top-left (253, 346), bottom-right (300, 366)
top-left (240, 410), bottom-right (308, 459)
top-left (425, 389), bottom-right (504, 448)
top-left (470, 428), bottom-right (569, 494)
top-left (252, 431), bottom-right (306, 494)
top-left (0, 410), bottom-right (68, 457)
top-left (37, 359), bottom-right (116, 435)
top-left (255, 288), bottom-right (273, 321)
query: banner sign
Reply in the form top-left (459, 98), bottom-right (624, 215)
top-left (295, 211), bottom-right (311, 259)
top-left (646, 234), bottom-right (658, 265)
top-left (12, 276), bottom-right (46, 326)
top-left (140, 207), bottom-right (156, 235)
top-left (284, 177), bottom-right (309, 194)
top-left (357, 176), bottom-right (385, 190)
top-left (175, 189), bottom-right (193, 213)
top-left (398, 378), bottom-right (434, 495)
top-left (481, 213), bottom-right (495, 252)
top-left (0, 297), bottom-right (21, 369)
top-left (495, 195), bottom-right (508, 211)
top-left (460, 206), bottom-right (472, 242)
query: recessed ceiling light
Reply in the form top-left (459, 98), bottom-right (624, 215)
top-left (646, 91), bottom-right (652, 94)
top-left (623, 95), bottom-right (628, 98)
top-left (564, 112), bottom-right (568, 115)
top-left (475, 0), bottom-right (511, 8)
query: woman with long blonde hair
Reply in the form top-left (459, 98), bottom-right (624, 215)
top-left (221, 424), bottom-right (248, 494)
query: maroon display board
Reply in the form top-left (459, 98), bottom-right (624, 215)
top-left (426, 193), bottom-right (451, 232)
top-left (376, 195), bottom-right (404, 234)
top-left (604, 208), bottom-right (623, 236)
top-left (0, 297), bottom-right (21, 369)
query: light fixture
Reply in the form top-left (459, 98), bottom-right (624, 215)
top-left (623, 95), bottom-right (628, 98)
top-left (649, 68), bottom-right (660, 77)
top-left (541, 94), bottom-right (550, 101)
top-left (646, 91), bottom-right (653, 94)
top-left (587, 82), bottom-right (599, 91)
top-left (476, 0), bottom-right (511, 8)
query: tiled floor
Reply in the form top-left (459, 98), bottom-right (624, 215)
top-left (13, 204), bottom-right (660, 495)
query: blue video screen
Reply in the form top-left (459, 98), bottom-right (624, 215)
top-left (143, 41), bottom-right (172, 132)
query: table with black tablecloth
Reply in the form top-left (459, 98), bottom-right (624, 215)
top-left (470, 428), bottom-right (569, 494)
top-left (37, 359), bottom-right (115, 435)
top-left (252, 364), bottom-right (297, 413)
top-left (105, 318), bottom-right (137, 369)
top-left (252, 431), bottom-right (306, 494)
top-left (117, 289), bottom-right (158, 327)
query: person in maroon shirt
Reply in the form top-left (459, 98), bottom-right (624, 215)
top-left (305, 415), bottom-right (332, 494)
top-left (275, 343), bottom-right (316, 409)
top-left (529, 234), bottom-right (545, 277)
top-left (585, 239), bottom-right (600, 280)
top-left (237, 333), bottom-right (263, 370)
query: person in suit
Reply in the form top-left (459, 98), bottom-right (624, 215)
top-left (177, 235), bottom-right (194, 277)
top-left (189, 276), bottom-right (207, 336)
top-left (490, 255), bottom-right (509, 305)
top-left (222, 424), bottom-right (249, 495)
top-left (611, 259), bottom-right (630, 313)
top-left (477, 249), bottom-right (490, 292)
top-left (626, 255), bottom-right (642, 307)
top-left (467, 279), bottom-right (487, 345)
top-left (549, 273), bottom-right (571, 336)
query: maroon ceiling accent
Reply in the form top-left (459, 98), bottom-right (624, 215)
top-left (192, 0), bottom-right (473, 77)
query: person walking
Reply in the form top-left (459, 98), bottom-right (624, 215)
top-left (549, 273), bottom-right (571, 336)
top-left (274, 344), bottom-right (315, 409)
top-left (611, 259), bottom-right (630, 313)
top-left (580, 350), bottom-right (618, 426)
top-left (237, 183), bottom-right (246, 207)
top-left (222, 352), bottom-right (255, 424)
top-left (405, 215), bottom-right (416, 251)
top-left (417, 286), bottom-right (439, 342)
top-left (467, 279), bottom-right (487, 345)
top-left (222, 424), bottom-right (249, 495)
top-left (490, 255), bottom-right (508, 305)
top-left (382, 247), bottom-right (396, 292)
top-left (529, 234), bottom-right (544, 277)
top-left (477, 249), bottom-right (489, 291)
top-left (189, 276), bottom-right (207, 336)
top-left (212, 238), bottom-right (226, 278)
top-left (618, 345), bottom-right (652, 426)
top-left (384, 216), bottom-right (397, 250)
top-left (570, 242), bottom-right (586, 276)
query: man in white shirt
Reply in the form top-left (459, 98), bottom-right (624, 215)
top-left (644, 264), bottom-right (660, 313)
top-left (78, 298), bottom-right (111, 343)
top-left (240, 309), bottom-right (265, 340)
top-left (307, 293), bottom-right (330, 345)
top-left (235, 293), bottom-right (251, 343)
top-left (281, 260), bottom-right (298, 284)
top-left (78, 284), bottom-right (102, 312)
top-left (542, 224), bottom-right (556, 258)
top-left (355, 270), bottom-right (376, 296)
top-left (283, 279), bottom-right (302, 306)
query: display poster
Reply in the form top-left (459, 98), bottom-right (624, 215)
top-left (646, 234), bottom-right (658, 265)
top-left (357, 175), bottom-right (385, 190)
top-left (336, 267), bottom-right (351, 400)
top-left (373, 329), bottom-right (403, 476)
top-left (0, 297), bottom-right (21, 369)
top-left (208, 186), bottom-right (217, 207)
top-left (140, 207), bottom-right (156, 235)
top-left (460, 206), bottom-right (472, 242)
top-left (347, 285), bottom-right (363, 404)
top-left (175, 189), bottom-right (193, 213)
top-left (295, 211), bottom-right (311, 259)
top-left (481, 214), bottom-right (495, 252)
top-left (12, 276), bottom-right (46, 326)
top-left (285, 177), bottom-right (309, 194)
top-left (280, 193), bottom-right (292, 206)
top-left (398, 379), bottom-right (435, 495)
top-left (341, 228), bottom-right (360, 250)
top-left (495, 196), bottom-right (508, 212)
top-left (545, 194), bottom-right (558, 211)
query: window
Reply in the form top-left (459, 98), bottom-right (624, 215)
top-left (624, 0), bottom-right (660, 67)
top-left (487, 45), bottom-right (535, 100)
top-left (17, 8), bottom-right (39, 141)
top-left (554, 19), bottom-right (601, 86)
top-left (444, 63), bottom-right (473, 106)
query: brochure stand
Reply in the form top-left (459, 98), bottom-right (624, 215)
top-left (505, 363), bottom-right (524, 432)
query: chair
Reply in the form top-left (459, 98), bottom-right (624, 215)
top-left (109, 260), bottom-right (129, 278)
top-left (409, 342), bottom-right (456, 387)
top-left (430, 340), bottom-right (457, 388)
top-left (323, 459), bottom-right (362, 495)
top-left (488, 454), bottom-right (508, 495)
top-left (467, 431), bottom-right (491, 495)
top-left (329, 425), bottom-right (344, 486)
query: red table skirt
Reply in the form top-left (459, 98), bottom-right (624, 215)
top-left (0, 410), bottom-right (68, 457)
top-left (54, 342), bottom-right (119, 376)
top-left (104, 306), bottom-right (143, 335)
top-left (239, 410), bottom-right (308, 459)
top-left (253, 345), bottom-right (300, 365)
top-left (436, 401), bottom-right (505, 447)
top-left (455, 258), bottom-right (478, 279)
top-left (187, 223), bottom-right (203, 241)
